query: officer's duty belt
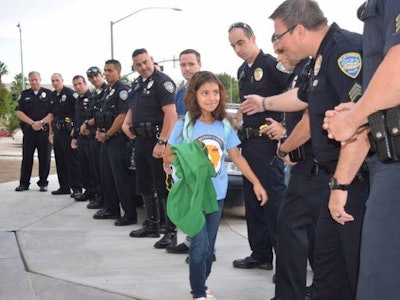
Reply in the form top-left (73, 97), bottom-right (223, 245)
top-left (311, 160), bottom-right (369, 182)
top-left (53, 120), bottom-right (72, 131)
top-left (130, 122), bottom-right (161, 138)
top-left (288, 143), bottom-right (313, 162)
top-left (238, 127), bottom-right (266, 141)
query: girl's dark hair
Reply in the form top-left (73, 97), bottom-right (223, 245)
top-left (184, 71), bottom-right (229, 127)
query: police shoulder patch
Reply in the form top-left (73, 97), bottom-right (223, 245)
top-left (164, 81), bottom-right (174, 94)
top-left (119, 90), bottom-right (128, 101)
top-left (337, 52), bottom-right (362, 79)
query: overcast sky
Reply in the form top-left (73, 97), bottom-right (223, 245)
top-left (0, 0), bottom-right (364, 85)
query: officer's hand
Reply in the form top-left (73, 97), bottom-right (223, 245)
top-left (240, 94), bottom-right (264, 115)
top-left (71, 138), bottom-right (78, 149)
top-left (31, 121), bottom-right (42, 131)
top-left (264, 118), bottom-right (286, 140)
top-left (80, 124), bottom-right (89, 136)
top-left (153, 144), bottom-right (165, 159)
top-left (323, 103), bottom-right (358, 142)
top-left (328, 190), bottom-right (354, 225)
top-left (48, 133), bottom-right (54, 144)
top-left (253, 182), bottom-right (268, 206)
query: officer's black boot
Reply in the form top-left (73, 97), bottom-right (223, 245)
top-left (154, 197), bottom-right (177, 249)
top-left (129, 193), bottom-right (160, 238)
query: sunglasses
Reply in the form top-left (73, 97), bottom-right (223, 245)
top-left (228, 22), bottom-right (254, 35)
top-left (271, 24), bottom-right (297, 43)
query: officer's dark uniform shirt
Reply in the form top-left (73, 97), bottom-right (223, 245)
top-left (359, 0), bottom-right (400, 87)
top-left (94, 80), bottom-right (130, 130)
top-left (51, 86), bottom-right (76, 124)
top-left (16, 87), bottom-right (53, 123)
top-left (73, 90), bottom-right (93, 139)
top-left (129, 69), bottom-right (176, 127)
top-left (297, 23), bottom-right (363, 163)
top-left (238, 50), bottom-right (290, 128)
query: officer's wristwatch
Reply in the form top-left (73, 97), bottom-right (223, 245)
top-left (277, 146), bottom-right (288, 158)
top-left (84, 120), bottom-right (89, 126)
top-left (157, 138), bottom-right (167, 145)
top-left (328, 177), bottom-right (350, 191)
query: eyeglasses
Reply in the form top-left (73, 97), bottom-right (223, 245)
top-left (271, 24), bottom-right (297, 43)
top-left (228, 22), bottom-right (254, 35)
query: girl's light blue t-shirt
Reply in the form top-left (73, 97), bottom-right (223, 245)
top-left (168, 119), bottom-right (240, 200)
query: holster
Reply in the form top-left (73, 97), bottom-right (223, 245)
top-left (133, 122), bottom-right (161, 138)
top-left (368, 106), bottom-right (400, 162)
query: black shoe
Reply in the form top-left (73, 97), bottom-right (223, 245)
top-left (70, 189), bottom-right (82, 198)
top-left (129, 219), bottom-right (160, 238)
top-left (74, 193), bottom-right (91, 201)
top-left (87, 199), bottom-right (103, 209)
top-left (15, 185), bottom-right (29, 192)
top-left (93, 209), bottom-right (120, 219)
top-left (39, 186), bottom-right (48, 192)
top-left (154, 231), bottom-right (177, 249)
top-left (185, 253), bottom-right (216, 264)
top-left (166, 242), bottom-right (190, 254)
top-left (51, 188), bottom-right (70, 195)
top-left (233, 256), bottom-right (273, 270)
top-left (114, 216), bottom-right (137, 226)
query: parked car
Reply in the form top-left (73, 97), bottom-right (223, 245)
top-left (225, 103), bottom-right (244, 207)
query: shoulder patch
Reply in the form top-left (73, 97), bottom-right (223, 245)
top-left (119, 90), bottom-right (128, 101)
top-left (164, 81), bottom-right (175, 94)
top-left (395, 13), bottom-right (400, 33)
top-left (337, 52), bottom-right (362, 79)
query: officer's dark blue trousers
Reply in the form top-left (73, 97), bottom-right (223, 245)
top-left (53, 128), bottom-right (81, 191)
top-left (241, 137), bottom-right (286, 263)
top-left (20, 127), bottom-right (51, 187)
top-left (88, 136), bottom-right (102, 198)
top-left (357, 155), bottom-right (400, 300)
top-left (275, 157), bottom-right (321, 300)
top-left (99, 134), bottom-right (136, 219)
top-left (77, 136), bottom-right (95, 196)
top-left (134, 137), bottom-right (167, 198)
top-left (312, 170), bottom-right (368, 300)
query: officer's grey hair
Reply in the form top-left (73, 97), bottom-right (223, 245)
top-left (28, 71), bottom-right (41, 78)
top-left (269, 0), bottom-right (327, 31)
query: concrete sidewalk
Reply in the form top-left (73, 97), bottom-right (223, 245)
top-left (0, 173), bottom-right (286, 300)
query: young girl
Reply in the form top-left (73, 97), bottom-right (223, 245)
top-left (163, 71), bottom-right (267, 300)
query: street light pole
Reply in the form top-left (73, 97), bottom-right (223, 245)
top-left (17, 22), bottom-right (25, 90)
top-left (110, 6), bottom-right (182, 59)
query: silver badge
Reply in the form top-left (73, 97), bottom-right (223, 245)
top-left (164, 81), bottom-right (174, 94)
top-left (41, 92), bottom-right (46, 99)
top-left (83, 98), bottom-right (89, 105)
top-left (61, 95), bottom-right (67, 102)
top-left (147, 80), bottom-right (154, 90)
top-left (73, 92), bottom-right (79, 99)
top-left (314, 55), bottom-right (322, 76)
top-left (119, 90), bottom-right (128, 101)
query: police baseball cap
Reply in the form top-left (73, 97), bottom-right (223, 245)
top-left (86, 66), bottom-right (102, 77)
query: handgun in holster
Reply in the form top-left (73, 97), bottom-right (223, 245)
top-left (368, 110), bottom-right (397, 162)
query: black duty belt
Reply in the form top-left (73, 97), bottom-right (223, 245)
top-left (238, 127), bottom-right (265, 141)
top-left (130, 122), bottom-right (161, 138)
top-left (53, 120), bottom-right (73, 131)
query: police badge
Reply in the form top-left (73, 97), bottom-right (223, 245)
top-left (254, 68), bottom-right (263, 81)
top-left (73, 92), bottom-right (79, 99)
top-left (41, 92), bottom-right (47, 99)
top-left (314, 55), bottom-right (322, 76)
top-left (61, 95), bottom-right (67, 102)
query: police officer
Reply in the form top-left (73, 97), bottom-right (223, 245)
top-left (271, 57), bottom-right (318, 300)
top-left (228, 22), bottom-right (289, 271)
top-left (15, 71), bottom-right (52, 192)
top-left (50, 73), bottom-right (82, 197)
top-left (71, 75), bottom-right (96, 202)
top-left (323, 2), bottom-right (400, 299)
top-left (92, 59), bottom-right (137, 226)
top-left (242, 1), bottom-right (368, 299)
top-left (122, 48), bottom-right (177, 248)
top-left (80, 66), bottom-right (107, 209)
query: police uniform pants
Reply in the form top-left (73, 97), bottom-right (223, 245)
top-left (77, 136), bottom-right (96, 196)
top-left (88, 137), bottom-right (102, 198)
top-left (275, 158), bottom-right (321, 300)
top-left (311, 171), bottom-right (368, 300)
top-left (134, 137), bottom-right (168, 199)
top-left (241, 138), bottom-right (286, 263)
top-left (20, 127), bottom-right (51, 187)
top-left (53, 129), bottom-right (81, 191)
top-left (99, 134), bottom-right (136, 219)
top-left (356, 155), bottom-right (400, 300)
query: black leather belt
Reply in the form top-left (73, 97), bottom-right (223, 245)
top-left (237, 127), bottom-right (265, 141)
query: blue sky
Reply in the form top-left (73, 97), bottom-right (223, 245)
top-left (0, 0), bottom-right (364, 85)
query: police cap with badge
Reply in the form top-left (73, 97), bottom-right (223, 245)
top-left (86, 66), bottom-right (102, 77)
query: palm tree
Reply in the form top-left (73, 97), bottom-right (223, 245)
top-left (0, 61), bottom-right (9, 86)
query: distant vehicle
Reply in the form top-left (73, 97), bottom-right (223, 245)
top-left (225, 103), bottom-right (244, 207)
top-left (0, 128), bottom-right (12, 137)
